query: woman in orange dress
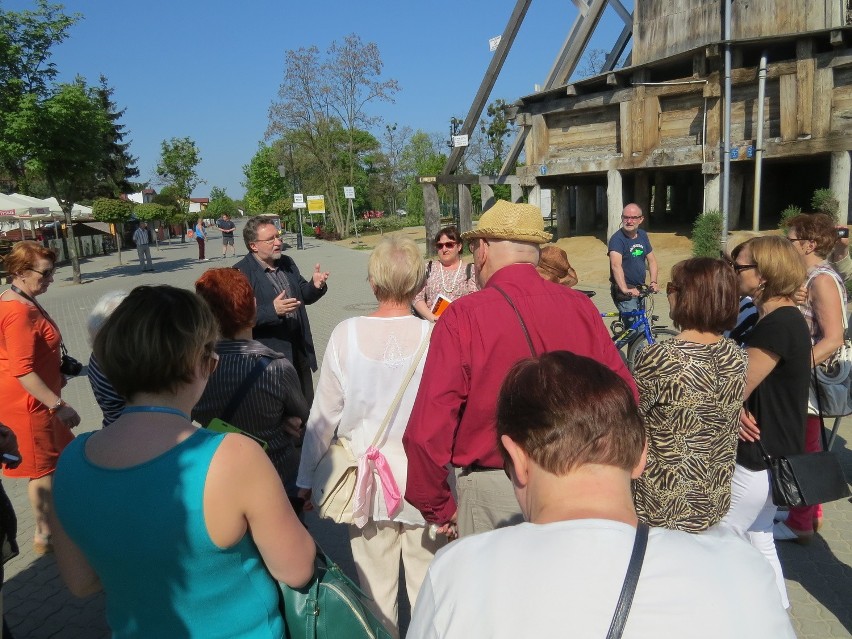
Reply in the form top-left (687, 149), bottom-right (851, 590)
top-left (0, 241), bottom-right (79, 554)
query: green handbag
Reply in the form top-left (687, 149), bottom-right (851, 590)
top-left (279, 547), bottom-right (393, 639)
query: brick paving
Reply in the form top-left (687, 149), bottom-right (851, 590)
top-left (2, 223), bottom-right (850, 637)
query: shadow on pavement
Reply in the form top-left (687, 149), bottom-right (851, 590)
top-left (4, 554), bottom-right (108, 638)
top-left (779, 434), bottom-right (852, 634)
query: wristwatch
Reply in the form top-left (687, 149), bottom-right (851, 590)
top-left (47, 399), bottom-right (65, 414)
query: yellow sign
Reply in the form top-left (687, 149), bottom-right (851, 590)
top-left (307, 195), bottom-right (325, 214)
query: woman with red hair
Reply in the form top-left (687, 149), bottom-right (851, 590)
top-left (193, 269), bottom-right (308, 498)
top-left (0, 241), bottom-right (80, 555)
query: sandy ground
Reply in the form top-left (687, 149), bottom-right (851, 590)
top-left (334, 225), bottom-right (764, 288)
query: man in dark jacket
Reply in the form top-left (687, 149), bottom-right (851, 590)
top-left (234, 216), bottom-right (329, 403)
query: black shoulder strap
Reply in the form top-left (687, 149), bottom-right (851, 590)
top-left (220, 356), bottom-right (273, 423)
top-left (424, 261), bottom-right (433, 303)
top-left (492, 284), bottom-right (536, 357)
top-left (606, 522), bottom-right (649, 639)
top-left (466, 262), bottom-right (473, 281)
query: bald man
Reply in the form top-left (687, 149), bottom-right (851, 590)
top-left (608, 203), bottom-right (658, 318)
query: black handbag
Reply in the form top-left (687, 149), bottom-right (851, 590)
top-left (279, 547), bottom-right (393, 639)
top-left (757, 364), bottom-right (851, 508)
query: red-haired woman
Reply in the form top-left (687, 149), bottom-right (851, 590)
top-left (193, 269), bottom-right (308, 500)
top-left (632, 258), bottom-right (747, 532)
top-left (0, 241), bottom-right (80, 554)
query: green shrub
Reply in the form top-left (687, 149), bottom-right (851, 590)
top-left (691, 210), bottom-right (723, 257)
top-left (778, 205), bottom-right (802, 232)
top-left (811, 188), bottom-right (839, 217)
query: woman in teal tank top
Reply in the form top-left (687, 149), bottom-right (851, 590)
top-left (50, 285), bottom-right (316, 638)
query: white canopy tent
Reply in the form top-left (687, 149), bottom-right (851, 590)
top-left (0, 193), bottom-right (54, 240)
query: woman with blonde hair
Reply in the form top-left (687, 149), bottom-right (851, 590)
top-left (720, 236), bottom-right (811, 609)
top-left (0, 241), bottom-right (79, 555)
top-left (298, 237), bottom-right (443, 637)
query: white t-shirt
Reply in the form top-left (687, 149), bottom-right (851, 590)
top-left (408, 519), bottom-right (794, 639)
top-left (297, 316), bottom-right (430, 525)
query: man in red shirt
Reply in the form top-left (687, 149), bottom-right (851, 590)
top-left (403, 200), bottom-right (637, 538)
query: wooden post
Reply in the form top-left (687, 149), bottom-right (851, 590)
top-left (607, 170), bottom-right (624, 241)
top-left (423, 182), bottom-right (440, 257)
top-left (480, 183), bottom-right (495, 212)
top-left (458, 184), bottom-right (473, 235)
top-left (510, 182), bottom-right (524, 203)
top-left (555, 186), bottom-right (571, 239)
top-left (830, 151), bottom-right (851, 224)
top-left (634, 173), bottom-right (650, 219)
top-left (728, 171), bottom-right (744, 230)
top-left (704, 173), bottom-right (721, 212)
top-left (653, 172), bottom-right (667, 226)
top-left (576, 186), bottom-right (596, 234)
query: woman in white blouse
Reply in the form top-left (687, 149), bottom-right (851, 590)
top-left (297, 237), bottom-right (443, 638)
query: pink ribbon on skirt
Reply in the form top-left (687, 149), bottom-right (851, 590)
top-left (352, 446), bottom-right (402, 529)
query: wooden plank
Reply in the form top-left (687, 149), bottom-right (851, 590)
top-left (525, 115), bottom-right (549, 167)
top-left (797, 39), bottom-right (815, 137)
top-left (643, 95), bottom-right (661, 152)
top-left (631, 86), bottom-right (646, 154)
top-left (619, 101), bottom-right (632, 157)
top-left (519, 88), bottom-right (633, 117)
top-left (813, 66), bottom-right (835, 138)
top-left (780, 74), bottom-right (798, 141)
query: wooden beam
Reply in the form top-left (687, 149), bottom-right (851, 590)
top-left (812, 66), bottom-right (834, 138)
top-left (780, 74), bottom-right (798, 141)
top-left (518, 87), bottom-right (633, 117)
top-left (643, 95), bottom-right (661, 152)
top-left (831, 30), bottom-right (846, 48)
top-left (619, 101), bottom-right (632, 158)
top-left (797, 39), bottom-right (815, 137)
top-left (442, 0), bottom-right (532, 175)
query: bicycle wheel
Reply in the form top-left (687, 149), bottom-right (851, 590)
top-left (626, 327), bottom-right (678, 372)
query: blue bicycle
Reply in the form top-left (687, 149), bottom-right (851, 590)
top-left (600, 285), bottom-right (678, 371)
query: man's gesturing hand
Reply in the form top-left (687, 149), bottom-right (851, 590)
top-left (273, 291), bottom-right (301, 316)
top-left (312, 264), bottom-right (330, 289)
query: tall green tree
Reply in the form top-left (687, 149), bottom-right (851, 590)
top-left (0, 1), bottom-right (80, 192)
top-left (207, 185), bottom-right (238, 219)
top-left (268, 34), bottom-right (399, 236)
top-left (91, 75), bottom-right (139, 198)
top-left (10, 80), bottom-right (114, 283)
top-left (155, 137), bottom-right (202, 238)
top-left (400, 131), bottom-right (447, 222)
top-left (92, 197), bottom-right (133, 264)
top-left (242, 144), bottom-right (287, 214)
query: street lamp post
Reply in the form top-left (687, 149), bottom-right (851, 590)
top-left (279, 163), bottom-right (303, 250)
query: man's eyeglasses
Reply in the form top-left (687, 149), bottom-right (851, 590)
top-left (622, 216), bottom-right (642, 221)
top-left (29, 267), bottom-right (56, 277)
top-left (436, 241), bottom-right (457, 250)
top-left (254, 236), bottom-right (281, 245)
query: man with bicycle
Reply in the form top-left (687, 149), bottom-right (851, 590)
top-left (608, 203), bottom-right (659, 322)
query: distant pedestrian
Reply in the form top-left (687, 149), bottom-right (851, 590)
top-left (217, 214), bottom-right (236, 258)
top-left (195, 218), bottom-right (208, 261)
top-left (608, 203), bottom-right (659, 321)
top-left (132, 222), bottom-right (154, 272)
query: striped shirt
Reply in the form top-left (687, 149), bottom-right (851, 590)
top-left (87, 354), bottom-right (125, 427)
top-left (133, 226), bottom-right (149, 246)
top-left (192, 339), bottom-right (308, 482)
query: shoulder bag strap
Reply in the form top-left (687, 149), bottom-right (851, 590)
top-left (811, 350), bottom-right (831, 452)
top-left (369, 324), bottom-right (433, 449)
top-left (220, 355), bottom-right (274, 423)
top-left (492, 284), bottom-right (536, 357)
top-left (10, 284), bottom-right (70, 354)
top-left (605, 522), bottom-right (650, 639)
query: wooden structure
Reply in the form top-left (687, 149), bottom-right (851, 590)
top-left (510, 0), bottom-right (852, 239)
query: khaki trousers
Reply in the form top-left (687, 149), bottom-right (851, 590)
top-left (349, 520), bottom-right (444, 639)
top-left (455, 467), bottom-right (524, 537)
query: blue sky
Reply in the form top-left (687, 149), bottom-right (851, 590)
top-left (6, 0), bottom-right (631, 198)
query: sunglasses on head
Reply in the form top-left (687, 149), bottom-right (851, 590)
top-left (436, 241), bottom-right (457, 249)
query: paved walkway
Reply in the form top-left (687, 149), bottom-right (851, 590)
top-left (3, 225), bottom-right (851, 637)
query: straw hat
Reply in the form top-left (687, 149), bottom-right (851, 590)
top-left (461, 200), bottom-right (552, 244)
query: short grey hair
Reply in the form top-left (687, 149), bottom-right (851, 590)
top-left (87, 290), bottom-right (129, 344)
